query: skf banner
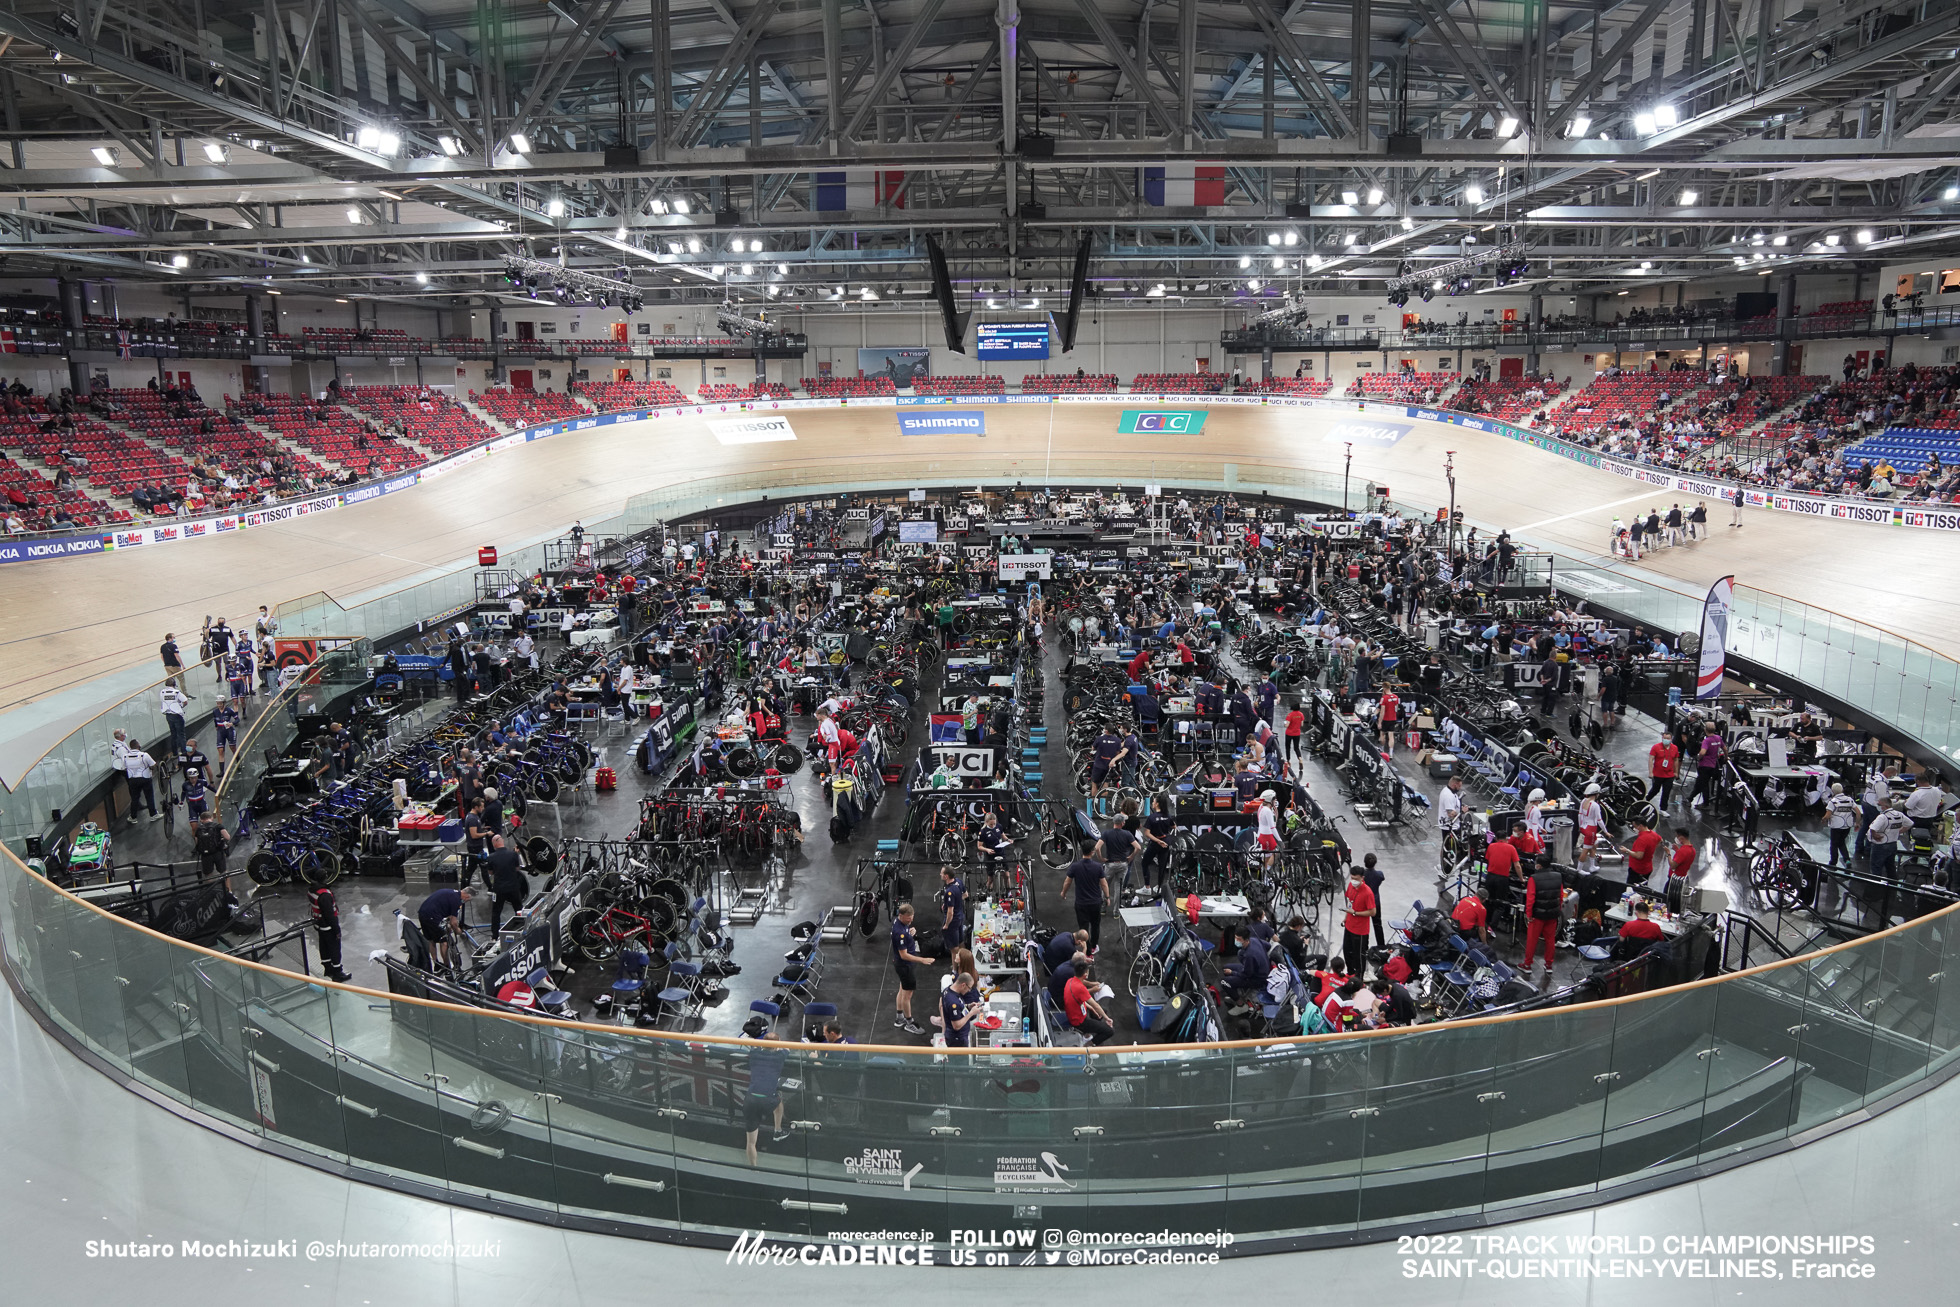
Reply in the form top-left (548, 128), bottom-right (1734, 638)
top-left (1696, 575), bottom-right (1734, 700)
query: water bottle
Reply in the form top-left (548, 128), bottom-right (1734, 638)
top-left (1021, 1016), bottom-right (1031, 1042)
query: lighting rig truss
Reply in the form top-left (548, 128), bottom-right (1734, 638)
top-left (716, 303), bottom-right (780, 339)
top-left (1249, 293), bottom-right (1315, 331)
top-left (1386, 239), bottom-right (1530, 304)
top-left (501, 255), bottom-right (644, 311)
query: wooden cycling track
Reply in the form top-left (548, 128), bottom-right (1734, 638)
top-left (0, 401), bottom-right (1942, 713)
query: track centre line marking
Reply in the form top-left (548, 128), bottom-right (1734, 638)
top-left (1513, 491), bottom-right (1671, 532)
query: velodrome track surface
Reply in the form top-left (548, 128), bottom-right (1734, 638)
top-left (0, 400), bottom-right (1947, 714)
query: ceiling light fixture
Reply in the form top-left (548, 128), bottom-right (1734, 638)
top-left (1567, 114), bottom-right (1591, 137)
top-left (1366, 187), bottom-right (1384, 205)
top-left (1401, 215), bottom-right (1414, 231)
top-left (415, 271), bottom-right (429, 285)
top-left (1679, 189), bottom-right (1698, 205)
top-left (1947, 186), bottom-right (1960, 201)
top-left (649, 199), bottom-right (668, 214)
top-left (672, 199), bottom-right (690, 214)
top-left (1239, 255), bottom-right (1252, 268)
top-left (201, 142), bottom-right (228, 163)
top-left (1283, 230), bottom-right (1299, 246)
top-left (170, 254), bottom-right (189, 268)
top-left (1653, 104), bottom-right (1678, 128)
top-left (1267, 232), bottom-right (1282, 246)
top-left (1857, 228), bottom-right (1875, 244)
top-left (1341, 190), bottom-right (1359, 205)
top-left (1464, 185), bottom-right (1485, 204)
top-left (437, 136), bottom-right (462, 157)
top-left (91, 146), bottom-right (117, 165)
top-left (508, 133), bottom-right (532, 154)
top-left (1496, 115), bottom-right (1519, 138)
top-left (546, 197), bottom-right (566, 217)
top-left (346, 206), bottom-right (362, 224)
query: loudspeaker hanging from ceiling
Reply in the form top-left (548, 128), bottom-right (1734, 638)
top-left (1057, 234), bottom-right (1093, 354)
top-left (925, 234), bottom-right (970, 353)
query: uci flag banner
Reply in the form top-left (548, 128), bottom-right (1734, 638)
top-left (1696, 575), bottom-right (1734, 700)
top-left (813, 170), bottom-right (906, 210)
top-left (1142, 161), bottom-right (1225, 206)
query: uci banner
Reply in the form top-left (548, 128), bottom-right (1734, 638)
top-left (1118, 409), bottom-right (1209, 434)
top-left (1696, 575), bottom-right (1734, 700)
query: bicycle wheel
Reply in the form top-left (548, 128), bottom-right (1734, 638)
top-left (528, 771), bottom-right (561, 803)
top-left (566, 907), bottom-right (621, 962)
top-left (771, 744), bottom-right (804, 775)
top-left (725, 747), bottom-right (760, 779)
top-left (937, 830), bottom-right (969, 868)
top-left (246, 851), bottom-right (287, 886)
top-left (300, 847), bottom-right (342, 887)
top-left (524, 835), bottom-right (557, 873)
top-left (1040, 830), bottom-right (1075, 867)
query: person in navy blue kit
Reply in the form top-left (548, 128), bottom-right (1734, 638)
top-left (1093, 815), bottom-right (1137, 902)
top-left (939, 866), bottom-right (968, 952)
top-left (181, 768), bottom-right (210, 824)
top-left (1048, 950), bottom-right (1084, 1010)
top-left (211, 700), bottom-right (239, 774)
top-left (1258, 675), bottom-right (1280, 726)
top-left (1225, 925), bottom-right (1271, 1003)
top-left (1117, 725), bottom-right (1146, 790)
top-left (1230, 684), bottom-right (1258, 736)
top-left (1088, 725), bottom-right (1122, 801)
top-left (416, 886), bottom-right (470, 970)
top-left (1061, 854), bottom-right (1109, 955)
top-left (890, 903), bottom-right (933, 1034)
top-left (740, 1016), bottom-right (789, 1165)
top-left (1361, 852), bottom-right (1388, 949)
top-left (1140, 810), bottom-right (1175, 888)
top-left (973, 811), bottom-right (1015, 893)
top-left (940, 972), bottom-right (979, 1048)
top-left (1197, 679), bottom-right (1224, 717)
top-left (1134, 685), bottom-right (1161, 733)
top-left (1043, 928), bottom-right (1087, 972)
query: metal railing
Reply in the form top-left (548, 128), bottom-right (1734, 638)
top-left (6, 437), bottom-right (1960, 1253)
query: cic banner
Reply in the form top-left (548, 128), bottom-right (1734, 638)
top-left (1696, 575), bottom-right (1734, 700)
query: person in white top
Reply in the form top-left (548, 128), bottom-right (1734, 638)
top-left (813, 709), bottom-right (842, 752)
top-left (160, 679), bottom-right (190, 755)
top-left (1823, 782), bottom-right (1861, 868)
top-left (1903, 774), bottom-right (1944, 821)
top-left (1436, 773), bottom-right (1466, 834)
top-left (511, 632), bottom-right (537, 670)
top-left (1860, 765), bottom-right (1898, 858)
top-left (123, 743), bottom-right (158, 819)
top-left (1254, 790), bottom-right (1282, 873)
top-left (1523, 788), bottom-right (1548, 837)
top-left (1577, 784), bottom-right (1605, 873)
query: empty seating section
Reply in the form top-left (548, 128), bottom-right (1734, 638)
top-left (1548, 374), bottom-right (1679, 434)
top-left (912, 375), bottom-right (1006, 394)
top-left (1452, 376), bottom-right (1567, 421)
top-left (1804, 300), bottom-right (1874, 327)
top-left (0, 451), bottom-right (110, 529)
top-left (339, 386), bottom-right (500, 456)
top-left (1237, 377), bottom-right (1333, 396)
top-left (575, 380), bottom-right (689, 411)
top-left (1020, 374), bottom-right (1120, 393)
top-left (1347, 371), bottom-right (1455, 402)
top-left (302, 328), bottom-right (420, 354)
top-left (696, 382), bottom-right (793, 402)
top-left (1841, 428), bottom-right (1960, 475)
top-left (100, 389), bottom-right (325, 487)
top-left (799, 376), bottom-right (897, 398)
top-left (241, 396), bottom-right (419, 476)
top-left (472, 389), bottom-right (589, 427)
top-left (7, 413), bottom-right (194, 507)
top-left (1132, 372), bottom-right (1226, 394)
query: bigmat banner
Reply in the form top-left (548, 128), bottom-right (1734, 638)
top-left (1, 393), bottom-right (1935, 565)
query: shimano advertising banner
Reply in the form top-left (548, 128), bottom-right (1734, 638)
top-left (896, 410), bottom-right (986, 435)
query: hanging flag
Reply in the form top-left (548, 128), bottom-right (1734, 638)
top-left (1695, 574), bottom-right (1734, 700)
top-left (1142, 161), bottom-right (1226, 206)
top-left (116, 329), bottom-right (132, 360)
top-left (813, 170), bottom-right (907, 210)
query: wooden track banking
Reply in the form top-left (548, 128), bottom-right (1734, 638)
top-left (0, 401), bottom-right (1947, 710)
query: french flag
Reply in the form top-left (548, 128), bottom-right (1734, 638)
top-left (1143, 161), bottom-right (1225, 206)
top-left (813, 170), bottom-right (907, 210)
